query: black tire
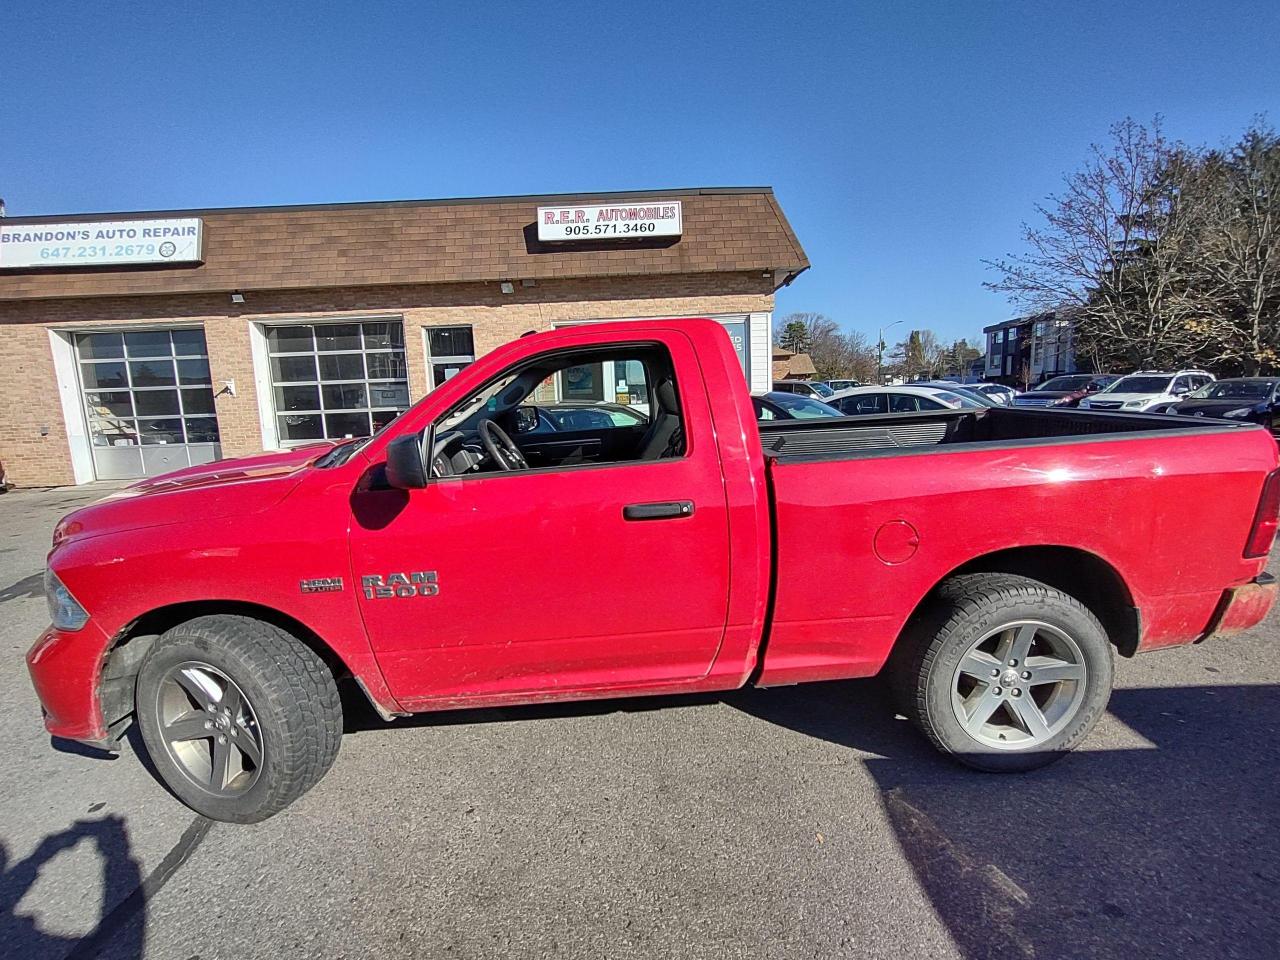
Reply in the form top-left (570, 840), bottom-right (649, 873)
top-left (888, 573), bottom-right (1114, 772)
top-left (135, 614), bottom-right (342, 822)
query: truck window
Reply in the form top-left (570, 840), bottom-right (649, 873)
top-left (432, 343), bottom-right (686, 477)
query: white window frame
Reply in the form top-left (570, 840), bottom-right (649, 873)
top-left (423, 325), bottom-right (476, 391)
top-left (250, 314), bottom-right (408, 449)
top-left (551, 313), bottom-right (766, 392)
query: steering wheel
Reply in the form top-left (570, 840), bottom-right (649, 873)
top-left (477, 419), bottom-right (529, 471)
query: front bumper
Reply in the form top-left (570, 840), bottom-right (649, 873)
top-left (1201, 573), bottom-right (1279, 640)
top-left (26, 620), bottom-right (114, 744)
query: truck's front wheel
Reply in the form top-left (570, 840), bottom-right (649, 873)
top-left (891, 573), bottom-right (1113, 771)
top-left (134, 614), bottom-right (342, 822)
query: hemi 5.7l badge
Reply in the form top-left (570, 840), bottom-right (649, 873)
top-left (362, 571), bottom-right (440, 599)
top-left (300, 577), bottom-right (344, 594)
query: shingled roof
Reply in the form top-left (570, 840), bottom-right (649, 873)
top-left (0, 187), bottom-right (808, 302)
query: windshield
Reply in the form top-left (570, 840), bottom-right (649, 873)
top-left (1038, 376), bottom-right (1092, 392)
top-left (931, 391), bottom-right (983, 408)
top-left (438, 373), bottom-right (518, 431)
top-left (771, 393), bottom-right (841, 418)
top-left (1191, 380), bottom-right (1275, 400)
top-left (808, 382), bottom-right (835, 398)
top-left (314, 413), bottom-right (405, 468)
top-left (1105, 375), bottom-right (1173, 394)
top-left (947, 388), bottom-right (998, 407)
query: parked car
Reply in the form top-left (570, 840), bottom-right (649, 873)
top-left (1163, 378), bottom-right (1280, 433)
top-left (1014, 374), bottom-right (1121, 408)
top-left (826, 384), bottom-right (990, 415)
top-left (521, 401), bottom-right (648, 433)
top-left (968, 382), bottom-right (1018, 405)
top-left (824, 379), bottom-right (862, 392)
top-left (28, 319), bottom-right (1279, 822)
top-left (772, 380), bottom-right (836, 400)
top-left (752, 392), bottom-right (844, 421)
top-left (912, 382), bottom-right (1001, 407)
top-left (1079, 370), bottom-right (1215, 412)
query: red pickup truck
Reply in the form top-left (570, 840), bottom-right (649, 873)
top-left (28, 319), bottom-right (1280, 822)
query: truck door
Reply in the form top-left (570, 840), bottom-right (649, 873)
top-left (348, 332), bottom-right (732, 706)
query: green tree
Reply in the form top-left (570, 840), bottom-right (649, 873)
top-left (776, 317), bottom-right (812, 353)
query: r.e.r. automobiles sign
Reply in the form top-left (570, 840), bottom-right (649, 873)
top-left (537, 202), bottom-right (682, 242)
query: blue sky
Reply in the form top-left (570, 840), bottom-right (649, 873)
top-left (3, 1), bottom-right (1277, 342)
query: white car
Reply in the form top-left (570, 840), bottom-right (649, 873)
top-left (1078, 370), bottom-right (1215, 412)
top-left (825, 384), bottom-right (988, 415)
top-left (970, 383), bottom-right (1018, 405)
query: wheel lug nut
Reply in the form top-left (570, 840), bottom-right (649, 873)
top-left (1013, 688), bottom-right (1022, 697)
top-left (217, 735), bottom-right (227, 744)
top-left (1009, 659), bottom-right (1018, 667)
top-left (991, 669), bottom-right (999, 677)
top-left (993, 687), bottom-right (1003, 696)
top-left (1022, 671), bottom-right (1031, 680)
top-left (204, 720), bottom-right (213, 729)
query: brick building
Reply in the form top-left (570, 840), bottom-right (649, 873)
top-left (0, 187), bottom-right (808, 486)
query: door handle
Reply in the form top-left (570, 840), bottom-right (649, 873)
top-left (623, 500), bottom-right (695, 521)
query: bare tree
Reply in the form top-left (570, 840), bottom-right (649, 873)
top-left (985, 118), bottom-right (1214, 370)
top-left (775, 312), bottom-right (876, 381)
top-left (1190, 124), bottom-right (1280, 373)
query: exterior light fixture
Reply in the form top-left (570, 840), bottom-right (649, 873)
top-left (521, 279), bottom-right (536, 288)
top-left (499, 282), bottom-right (515, 294)
top-left (230, 292), bottom-right (246, 304)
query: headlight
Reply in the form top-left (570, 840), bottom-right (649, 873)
top-left (44, 568), bottom-right (89, 631)
top-left (1046, 397), bottom-right (1071, 406)
top-left (1122, 400), bottom-right (1146, 409)
top-left (1223, 407), bottom-right (1253, 418)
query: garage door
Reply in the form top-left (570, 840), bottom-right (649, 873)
top-left (75, 329), bottom-right (222, 480)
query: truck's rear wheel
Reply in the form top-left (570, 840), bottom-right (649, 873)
top-left (134, 614), bottom-right (342, 822)
top-left (890, 573), bottom-right (1113, 771)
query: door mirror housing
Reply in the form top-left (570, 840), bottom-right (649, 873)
top-left (385, 432), bottom-right (430, 489)
top-left (513, 406), bottom-right (541, 434)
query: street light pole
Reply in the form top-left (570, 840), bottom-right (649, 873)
top-left (877, 320), bottom-right (903, 385)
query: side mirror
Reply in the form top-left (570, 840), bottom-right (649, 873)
top-left (385, 432), bottom-right (429, 489)
top-left (513, 406), bottom-right (540, 434)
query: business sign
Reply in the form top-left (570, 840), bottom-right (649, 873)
top-left (720, 318), bottom-right (749, 374)
top-left (537, 201), bottom-right (682, 242)
top-left (0, 218), bottom-right (204, 269)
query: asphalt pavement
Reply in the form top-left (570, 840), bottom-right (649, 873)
top-left (1, 484), bottom-right (1277, 960)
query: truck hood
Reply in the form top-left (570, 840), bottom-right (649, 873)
top-left (52, 444), bottom-right (333, 546)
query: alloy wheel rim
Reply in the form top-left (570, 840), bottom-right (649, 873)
top-left (950, 620), bottom-right (1087, 750)
top-left (156, 661), bottom-right (263, 796)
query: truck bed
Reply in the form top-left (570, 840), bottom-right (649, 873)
top-left (757, 406), bottom-right (1256, 461)
top-left (754, 405), bottom-right (1278, 687)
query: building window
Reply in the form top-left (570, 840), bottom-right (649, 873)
top-left (77, 329), bottom-right (220, 451)
top-left (265, 320), bottom-right (409, 444)
top-left (425, 326), bottom-right (475, 390)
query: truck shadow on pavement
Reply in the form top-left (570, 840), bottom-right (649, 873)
top-left (732, 679), bottom-right (1280, 960)
top-left (0, 815), bottom-right (145, 960)
top-left (338, 678), bottom-right (1279, 958)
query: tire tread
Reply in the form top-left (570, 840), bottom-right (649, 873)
top-left (888, 573), bottom-right (1112, 770)
top-left (138, 614), bottom-right (342, 822)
